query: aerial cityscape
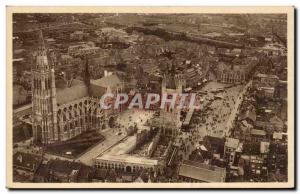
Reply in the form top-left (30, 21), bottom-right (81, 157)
top-left (11, 12), bottom-right (289, 184)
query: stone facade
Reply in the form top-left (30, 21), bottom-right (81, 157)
top-left (32, 31), bottom-right (105, 145)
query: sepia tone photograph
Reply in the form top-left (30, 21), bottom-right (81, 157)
top-left (6, 6), bottom-right (295, 189)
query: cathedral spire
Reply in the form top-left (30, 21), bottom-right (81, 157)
top-left (32, 30), bottom-right (58, 145)
top-left (170, 63), bottom-right (176, 75)
top-left (37, 30), bottom-right (47, 55)
top-left (35, 30), bottom-right (49, 70)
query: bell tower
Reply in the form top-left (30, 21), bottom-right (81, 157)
top-left (32, 30), bottom-right (58, 145)
top-left (160, 63), bottom-right (183, 138)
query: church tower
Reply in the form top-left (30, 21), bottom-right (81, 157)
top-left (160, 63), bottom-right (184, 138)
top-left (32, 30), bottom-right (58, 145)
top-left (161, 63), bottom-right (184, 114)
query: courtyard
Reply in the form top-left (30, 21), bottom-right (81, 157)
top-left (76, 109), bottom-right (154, 166)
